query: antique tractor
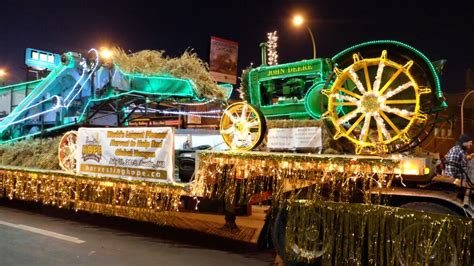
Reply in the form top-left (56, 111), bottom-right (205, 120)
top-left (219, 40), bottom-right (447, 154)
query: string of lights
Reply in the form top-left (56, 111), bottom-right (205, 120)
top-left (127, 103), bottom-right (223, 118)
top-left (266, 31), bottom-right (279, 66)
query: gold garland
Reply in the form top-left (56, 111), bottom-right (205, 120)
top-left (0, 167), bottom-right (184, 224)
top-left (193, 150), bottom-right (473, 264)
top-left (285, 200), bottom-right (473, 265)
top-left (193, 150), bottom-right (398, 206)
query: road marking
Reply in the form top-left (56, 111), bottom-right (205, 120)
top-left (0, 220), bottom-right (85, 244)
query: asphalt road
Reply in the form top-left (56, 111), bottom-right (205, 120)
top-left (0, 201), bottom-right (274, 266)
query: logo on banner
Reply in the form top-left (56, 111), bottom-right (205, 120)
top-left (76, 127), bottom-right (175, 182)
top-left (81, 134), bottom-right (102, 163)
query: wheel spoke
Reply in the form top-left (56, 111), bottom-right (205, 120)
top-left (373, 113), bottom-right (392, 141)
top-left (359, 114), bottom-right (372, 142)
top-left (247, 117), bottom-right (258, 124)
top-left (379, 68), bottom-right (403, 95)
top-left (346, 113), bottom-right (365, 135)
top-left (337, 108), bottom-right (361, 125)
top-left (232, 109), bottom-right (241, 119)
top-left (379, 111), bottom-right (401, 134)
top-left (363, 63), bottom-right (372, 92)
top-left (348, 67), bottom-right (366, 94)
top-left (335, 87), bottom-right (362, 99)
top-left (332, 94), bottom-right (358, 103)
top-left (224, 110), bottom-right (239, 123)
top-left (240, 104), bottom-right (248, 121)
top-left (382, 81), bottom-right (413, 99)
top-left (334, 101), bottom-right (357, 106)
top-left (220, 127), bottom-right (235, 135)
top-left (373, 61), bottom-right (385, 92)
top-left (381, 106), bottom-right (414, 120)
top-left (248, 121), bottom-right (260, 128)
top-left (384, 99), bottom-right (417, 105)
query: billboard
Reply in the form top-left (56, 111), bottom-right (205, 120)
top-left (76, 127), bottom-right (175, 182)
top-left (209, 36), bottom-right (238, 84)
top-left (25, 48), bottom-right (61, 71)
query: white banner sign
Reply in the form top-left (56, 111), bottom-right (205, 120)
top-left (76, 127), bottom-right (175, 182)
top-left (267, 127), bottom-right (322, 150)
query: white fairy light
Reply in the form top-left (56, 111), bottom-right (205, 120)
top-left (382, 81), bottom-right (413, 100)
top-left (337, 110), bottom-right (359, 125)
top-left (373, 61), bottom-right (385, 92)
top-left (331, 94), bottom-right (358, 103)
top-left (349, 67), bottom-right (366, 94)
top-left (373, 112), bottom-right (392, 140)
top-left (126, 103), bottom-right (223, 118)
top-left (266, 31), bottom-right (279, 66)
top-left (380, 105), bottom-right (414, 118)
top-left (359, 114), bottom-right (372, 141)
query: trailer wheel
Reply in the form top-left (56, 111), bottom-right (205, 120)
top-left (399, 201), bottom-right (458, 216)
top-left (394, 208), bottom-right (459, 265)
top-left (58, 131), bottom-right (78, 173)
top-left (220, 102), bottom-right (266, 151)
top-left (272, 207), bottom-right (325, 265)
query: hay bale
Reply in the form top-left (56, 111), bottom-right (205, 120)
top-left (0, 137), bottom-right (61, 170)
top-left (111, 48), bottom-right (226, 100)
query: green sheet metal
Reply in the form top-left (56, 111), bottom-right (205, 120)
top-left (117, 67), bottom-right (198, 98)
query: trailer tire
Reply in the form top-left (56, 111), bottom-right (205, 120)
top-left (399, 201), bottom-right (458, 216)
top-left (394, 203), bottom-right (460, 265)
top-left (272, 207), bottom-right (322, 266)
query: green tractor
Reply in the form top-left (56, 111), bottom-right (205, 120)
top-left (220, 40), bottom-right (447, 154)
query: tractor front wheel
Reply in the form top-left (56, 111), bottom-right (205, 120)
top-left (220, 102), bottom-right (266, 151)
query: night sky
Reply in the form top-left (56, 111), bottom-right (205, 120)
top-left (1, 0), bottom-right (473, 94)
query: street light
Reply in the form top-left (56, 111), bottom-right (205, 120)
top-left (292, 14), bottom-right (317, 59)
top-left (0, 68), bottom-right (6, 86)
top-left (100, 47), bottom-right (113, 60)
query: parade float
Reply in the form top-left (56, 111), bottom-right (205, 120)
top-left (0, 41), bottom-right (473, 265)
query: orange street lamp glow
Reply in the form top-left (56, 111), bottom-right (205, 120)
top-left (293, 15), bottom-right (304, 26)
top-left (0, 69), bottom-right (6, 77)
top-left (100, 48), bottom-right (113, 60)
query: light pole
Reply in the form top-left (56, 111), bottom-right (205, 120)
top-left (292, 15), bottom-right (316, 59)
top-left (461, 90), bottom-right (474, 134)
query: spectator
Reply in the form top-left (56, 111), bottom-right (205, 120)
top-left (444, 134), bottom-right (473, 180)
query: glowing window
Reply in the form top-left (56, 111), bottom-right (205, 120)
top-left (39, 53), bottom-right (47, 62)
top-left (32, 51), bottom-right (39, 60)
top-left (48, 54), bottom-right (55, 63)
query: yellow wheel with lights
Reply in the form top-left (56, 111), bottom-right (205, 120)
top-left (58, 131), bottom-right (78, 173)
top-left (323, 50), bottom-right (432, 154)
top-left (220, 102), bottom-right (266, 151)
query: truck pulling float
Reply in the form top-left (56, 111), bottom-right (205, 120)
top-left (0, 40), bottom-right (472, 265)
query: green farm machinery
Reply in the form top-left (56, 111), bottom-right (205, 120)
top-left (220, 40), bottom-right (447, 154)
